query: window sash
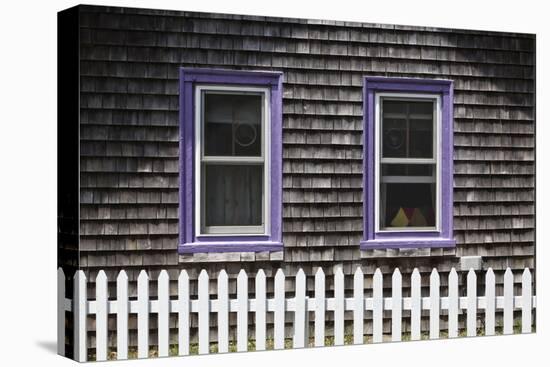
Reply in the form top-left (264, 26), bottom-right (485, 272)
top-left (375, 93), bottom-right (441, 233)
top-left (194, 85), bottom-right (271, 236)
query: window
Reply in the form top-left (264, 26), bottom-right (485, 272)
top-left (179, 69), bottom-right (283, 254)
top-left (377, 95), bottom-right (439, 231)
top-left (362, 77), bottom-right (455, 249)
top-left (197, 87), bottom-right (269, 235)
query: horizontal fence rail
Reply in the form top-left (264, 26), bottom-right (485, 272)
top-left (58, 267), bottom-right (536, 362)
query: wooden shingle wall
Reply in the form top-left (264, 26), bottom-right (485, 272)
top-left (76, 4), bottom-right (535, 313)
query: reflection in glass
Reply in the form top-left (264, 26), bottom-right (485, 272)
top-left (204, 93), bottom-right (263, 157)
top-left (382, 99), bottom-right (434, 159)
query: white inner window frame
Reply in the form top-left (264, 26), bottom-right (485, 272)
top-left (374, 92), bottom-right (442, 233)
top-left (194, 85), bottom-right (271, 236)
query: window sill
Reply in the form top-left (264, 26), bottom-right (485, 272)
top-left (178, 241), bottom-right (283, 254)
top-left (360, 238), bottom-right (456, 258)
top-left (178, 242), bottom-right (283, 263)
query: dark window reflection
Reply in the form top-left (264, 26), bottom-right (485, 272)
top-left (204, 93), bottom-right (263, 157)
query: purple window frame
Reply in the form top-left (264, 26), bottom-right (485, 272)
top-left (178, 68), bottom-right (283, 254)
top-left (361, 76), bottom-right (456, 249)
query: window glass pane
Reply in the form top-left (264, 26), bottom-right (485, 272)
top-left (382, 99), bottom-right (434, 159)
top-left (204, 93), bottom-right (262, 157)
top-left (380, 181), bottom-right (436, 228)
top-left (382, 115), bottom-right (407, 158)
top-left (204, 164), bottom-right (263, 227)
top-left (383, 100), bottom-right (407, 116)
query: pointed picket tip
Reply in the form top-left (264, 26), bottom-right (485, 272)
top-left (96, 270), bottom-right (108, 282)
top-left (138, 269), bottom-right (149, 281)
top-left (178, 269), bottom-right (189, 282)
top-left (412, 268), bottom-right (420, 277)
top-left (256, 268), bottom-right (266, 280)
top-left (485, 268), bottom-right (495, 280)
top-left (218, 269), bottom-right (228, 281)
top-left (522, 268), bottom-right (532, 277)
top-left (74, 270), bottom-right (87, 281)
top-left (504, 267), bottom-right (513, 279)
top-left (237, 268), bottom-right (248, 279)
top-left (449, 268), bottom-right (458, 284)
top-left (374, 268), bottom-right (383, 278)
top-left (467, 268), bottom-right (476, 279)
top-left (117, 269), bottom-right (128, 282)
top-left (198, 269), bottom-right (209, 280)
top-left (334, 264), bottom-right (344, 275)
top-left (275, 268), bottom-right (285, 279)
top-left (296, 268), bottom-right (306, 279)
top-left (57, 267), bottom-right (65, 278)
top-left (237, 269), bottom-right (248, 290)
top-left (315, 267), bottom-right (325, 277)
top-left (392, 268), bottom-right (401, 278)
top-left (158, 270), bottom-right (169, 282)
top-left (430, 268), bottom-right (440, 285)
top-left (354, 266), bottom-right (364, 277)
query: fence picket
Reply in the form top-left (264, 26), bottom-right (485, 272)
top-left (485, 268), bottom-right (496, 336)
top-left (411, 269), bottom-right (421, 341)
top-left (137, 270), bottom-right (149, 359)
top-left (255, 270), bottom-right (267, 351)
top-left (294, 269), bottom-right (307, 348)
top-left (73, 270), bottom-right (87, 362)
top-left (314, 268), bottom-right (325, 347)
top-left (353, 267), bottom-right (364, 344)
top-left (467, 269), bottom-right (477, 337)
top-left (448, 268), bottom-right (458, 338)
top-left (429, 269), bottom-right (440, 339)
top-left (96, 271), bottom-right (108, 361)
top-left (503, 268), bottom-right (513, 335)
top-left (522, 268), bottom-right (532, 333)
top-left (274, 269), bottom-right (285, 350)
top-left (198, 270), bottom-right (210, 354)
top-left (63, 266), bottom-right (536, 359)
top-left (158, 270), bottom-right (170, 357)
top-left (178, 270), bottom-right (190, 356)
top-left (217, 270), bottom-right (229, 353)
top-left (391, 269), bottom-right (402, 342)
top-left (116, 270), bottom-right (129, 360)
top-left (334, 265), bottom-right (345, 346)
top-left (237, 270), bottom-right (248, 352)
top-left (373, 269), bottom-right (383, 343)
top-left (57, 268), bottom-right (65, 356)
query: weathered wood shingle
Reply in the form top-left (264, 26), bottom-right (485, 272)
top-left (75, 4), bottom-right (535, 309)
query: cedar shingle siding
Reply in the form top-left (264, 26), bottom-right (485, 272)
top-left (60, 4), bottom-right (535, 346)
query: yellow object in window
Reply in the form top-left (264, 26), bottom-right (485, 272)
top-left (390, 207), bottom-right (409, 227)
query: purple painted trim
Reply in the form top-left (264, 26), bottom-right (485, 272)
top-left (178, 68), bottom-right (283, 254)
top-left (178, 242), bottom-right (284, 254)
top-left (361, 76), bottom-right (455, 250)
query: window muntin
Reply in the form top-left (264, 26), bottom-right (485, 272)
top-left (375, 93), bottom-right (441, 232)
top-left (195, 86), bottom-right (271, 236)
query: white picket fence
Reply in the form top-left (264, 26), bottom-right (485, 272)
top-left (58, 266), bottom-right (536, 362)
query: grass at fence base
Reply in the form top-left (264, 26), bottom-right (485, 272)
top-left (94, 322), bottom-right (536, 361)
